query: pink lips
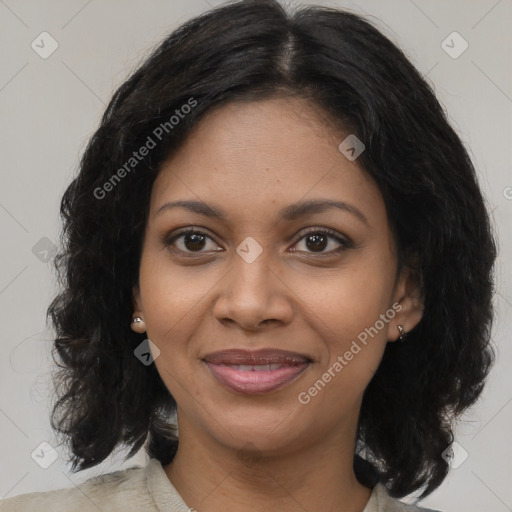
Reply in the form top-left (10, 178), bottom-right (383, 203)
top-left (203, 349), bottom-right (311, 395)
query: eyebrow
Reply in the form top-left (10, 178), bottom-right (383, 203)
top-left (154, 199), bottom-right (369, 226)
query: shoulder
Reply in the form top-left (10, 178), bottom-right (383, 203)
top-left (369, 483), bottom-right (442, 512)
top-left (0, 463), bottom-right (153, 512)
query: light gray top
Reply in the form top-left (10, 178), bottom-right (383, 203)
top-left (0, 458), bottom-right (441, 511)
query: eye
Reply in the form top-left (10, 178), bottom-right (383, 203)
top-left (291, 228), bottom-right (352, 255)
top-left (164, 228), bottom-right (221, 256)
top-left (163, 227), bottom-right (352, 257)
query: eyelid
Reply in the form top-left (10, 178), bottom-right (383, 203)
top-left (296, 227), bottom-right (352, 246)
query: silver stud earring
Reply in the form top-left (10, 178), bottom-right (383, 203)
top-left (131, 316), bottom-right (146, 333)
top-left (397, 325), bottom-right (407, 342)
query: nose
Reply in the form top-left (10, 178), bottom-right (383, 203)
top-left (212, 247), bottom-right (294, 331)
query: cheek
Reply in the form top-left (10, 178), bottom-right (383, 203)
top-left (296, 283), bottom-right (391, 416)
top-left (137, 253), bottom-right (212, 394)
top-left (292, 254), bottom-right (395, 343)
top-left (291, 256), bottom-right (394, 395)
top-left (138, 250), bottom-right (218, 340)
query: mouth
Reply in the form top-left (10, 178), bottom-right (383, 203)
top-left (202, 348), bottom-right (312, 395)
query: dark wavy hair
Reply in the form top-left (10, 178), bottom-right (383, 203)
top-left (47, 0), bottom-right (497, 500)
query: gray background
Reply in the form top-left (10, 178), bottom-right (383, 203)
top-left (0, 1), bottom-right (511, 511)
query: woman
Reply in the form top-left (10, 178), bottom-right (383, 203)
top-left (1, 0), bottom-right (496, 510)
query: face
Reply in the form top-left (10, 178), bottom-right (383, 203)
top-left (132, 96), bottom-right (423, 457)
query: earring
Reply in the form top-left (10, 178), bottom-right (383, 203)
top-left (397, 324), bottom-right (407, 342)
top-left (131, 316), bottom-right (146, 333)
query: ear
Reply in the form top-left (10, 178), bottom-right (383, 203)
top-left (132, 284), bottom-right (142, 312)
top-left (388, 260), bottom-right (425, 342)
top-left (131, 285), bottom-right (146, 334)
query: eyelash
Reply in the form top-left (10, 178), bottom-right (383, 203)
top-left (163, 227), bottom-right (353, 258)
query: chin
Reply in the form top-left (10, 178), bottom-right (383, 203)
top-left (206, 406), bottom-right (311, 451)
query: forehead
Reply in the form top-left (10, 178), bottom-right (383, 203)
top-left (150, 97), bottom-right (385, 228)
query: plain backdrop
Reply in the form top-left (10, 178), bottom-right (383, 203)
top-left (0, 1), bottom-right (511, 511)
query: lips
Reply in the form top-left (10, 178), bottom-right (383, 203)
top-left (202, 349), bottom-right (311, 394)
top-left (203, 348), bottom-right (311, 365)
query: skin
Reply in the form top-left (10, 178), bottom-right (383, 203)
top-left (131, 96), bottom-right (424, 512)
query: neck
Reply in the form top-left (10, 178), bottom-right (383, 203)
top-left (163, 414), bottom-right (372, 512)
